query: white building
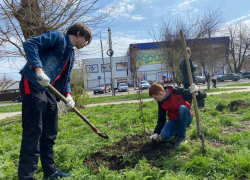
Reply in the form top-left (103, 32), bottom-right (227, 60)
top-left (80, 56), bottom-right (130, 89)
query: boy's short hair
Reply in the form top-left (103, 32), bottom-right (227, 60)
top-left (149, 82), bottom-right (165, 96)
top-left (187, 47), bottom-right (191, 54)
top-left (66, 23), bottom-right (92, 45)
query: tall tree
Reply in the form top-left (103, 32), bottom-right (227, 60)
top-left (150, 5), bottom-right (224, 88)
top-left (0, 0), bottom-right (115, 112)
top-left (0, 0), bottom-right (115, 58)
top-left (227, 22), bottom-right (250, 73)
top-left (0, 73), bottom-right (15, 91)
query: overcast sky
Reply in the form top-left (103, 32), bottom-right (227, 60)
top-left (1, 0), bottom-right (250, 80)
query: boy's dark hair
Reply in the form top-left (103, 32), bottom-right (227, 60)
top-left (66, 23), bottom-right (92, 45)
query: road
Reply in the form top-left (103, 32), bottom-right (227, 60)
top-left (88, 78), bottom-right (250, 98)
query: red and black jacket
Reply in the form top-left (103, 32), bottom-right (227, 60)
top-left (154, 86), bottom-right (206, 134)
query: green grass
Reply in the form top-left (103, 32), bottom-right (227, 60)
top-left (202, 88), bottom-right (234, 93)
top-left (1, 91), bottom-right (250, 179)
top-left (85, 92), bottom-right (151, 104)
top-left (223, 82), bottom-right (250, 86)
top-left (0, 104), bottom-right (21, 113)
top-left (0, 101), bottom-right (12, 104)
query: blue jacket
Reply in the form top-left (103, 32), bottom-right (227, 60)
top-left (20, 30), bottom-right (75, 95)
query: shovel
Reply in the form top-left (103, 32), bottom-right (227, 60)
top-left (47, 84), bottom-right (109, 139)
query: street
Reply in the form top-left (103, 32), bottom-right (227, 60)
top-left (88, 78), bottom-right (250, 98)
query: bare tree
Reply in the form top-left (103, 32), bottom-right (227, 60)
top-left (0, 73), bottom-right (15, 91)
top-left (129, 44), bottom-right (141, 89)
top-left (227, 22), bottom-right (250, 73)
top-left (150, 5), bottom-right (224, 89)
top-left (0, 0), bottom-right (115, 59)
top-left (0, 0), bottom-right (116, 113)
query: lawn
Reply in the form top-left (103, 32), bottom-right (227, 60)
top-left (1, 91), bottom-right (250, 179)
top-left (0, 88), bottom-right (240, 113)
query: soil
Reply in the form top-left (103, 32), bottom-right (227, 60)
top-left (227, 100), bottom-right (249, 112)
top-left (216, 100), bottom-right (249, 112)
top-left (83, 133), bottom-right (174, 172)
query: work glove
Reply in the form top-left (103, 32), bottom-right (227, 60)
top-left (65, 95), bottom-right (75, 109)
top-left (36, 70), bottom-right (50, 87)
top-left (189, 83), bottom-right (198, 94)
top-left (150, 133), bottom-right (158, 141)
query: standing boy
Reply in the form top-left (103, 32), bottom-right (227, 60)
top-left (179, 47), bottom-right (197, 89)
top-left (18, 23), bottom-right (92, 179)
top-left (149, 82), bottom-right (206, 148)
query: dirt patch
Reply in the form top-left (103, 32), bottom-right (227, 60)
top-left (216, 100), bottom-right (249, 112)
top-left (220, 121), bottom-right (250, 136)
top-left (228, 100), bottom-right (249, 112)
top-left (207, 139), bottom-right (227, 149)
top-left (83, 133), bottom-right (173, 172)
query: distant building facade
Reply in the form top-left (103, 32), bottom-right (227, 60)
top-left (128, 36), bottom-right (230, 81)
top-left (80, 56), bottom-right (130, 89)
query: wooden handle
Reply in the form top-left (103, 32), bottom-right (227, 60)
top-left (180, 30), bottom-right (205, 153)
top-left (47, 84), bottom-right (109, 139)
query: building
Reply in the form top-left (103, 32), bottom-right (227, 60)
top-left (81, 36), bottom-right (230, 89)
top-left (80, 56), bottom-right (130, 89)
top-left (128, 36), bottom-right (230, 81)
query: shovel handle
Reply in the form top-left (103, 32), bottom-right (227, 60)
top-left (47, 84), bottom-right (109, 139)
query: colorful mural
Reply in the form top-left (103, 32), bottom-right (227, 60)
top-left (136, 52), bottom-right (165, 65)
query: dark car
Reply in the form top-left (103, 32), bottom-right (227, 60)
top-left (217, 73), bottom-right (240, 82)
top-left (12, 95), bottom-right (22, 103)
top-left (195, 76), bottom-right (206, 84)
top-left (241, 72), bottom-right (250, 79)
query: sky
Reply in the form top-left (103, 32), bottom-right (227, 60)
top-left (1, 0), bottom-right (250, 81)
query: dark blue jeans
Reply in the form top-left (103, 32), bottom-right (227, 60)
top-left (161, 105), bottom-right (193, 140)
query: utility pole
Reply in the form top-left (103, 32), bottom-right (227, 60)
top-left (100, 33), bottom-right (107, 93)
top-left (107, 28), bottom-right (115, 96)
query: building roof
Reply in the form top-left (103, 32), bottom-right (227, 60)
top-left (129, 36), bottom-right (230, 50)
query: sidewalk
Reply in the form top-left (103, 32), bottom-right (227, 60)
top-left (1, 86), bottom-right (250, 121)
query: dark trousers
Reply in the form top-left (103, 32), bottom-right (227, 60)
top-left (212, 79), bottom-right (216, 87)
top-left (183, 84), bottom-right (190, 89)
top-left (18, 77), bottom-right (58, 179)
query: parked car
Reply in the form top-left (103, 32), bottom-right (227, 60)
top-left (195, 76), bottom-right (206, 84)
top-left (139, 80), bottom-right (150, 89)
top-left (12, 95), bottom-right (22, 103)
top-left (93, 84), bottom-right (111, 94)
top-left (117, 83), bottom-right (128, 92)
top-left (217, 73), bottom-right (240, 82)
top-left (241, 72), bottom-right (250, 79)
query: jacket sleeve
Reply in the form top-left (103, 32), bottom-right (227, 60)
top-left (181, 88), bottom-right (207, 103)
top-left (179, 88), bottom-right (193, 104)
top-left (190, 58), bottom-right (197, 72)
top-left (23, 31), bottom-right (64, 69)
top-left (196, 90), bottom-right (207, 101)
top-left (154, 102), bottom-right (167, 134)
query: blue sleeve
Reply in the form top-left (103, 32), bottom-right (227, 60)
top-left (23, 31), bottom-right (64, 69)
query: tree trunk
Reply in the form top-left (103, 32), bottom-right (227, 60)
top-left (15, 0), bottom-right (67, 113)
top-left (15, 0), bottom-right (48, 39)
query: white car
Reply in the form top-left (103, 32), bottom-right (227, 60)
top-left (139, 81), bottom-right (150, 89)
top-left (117, 83), bottom-right (128, 92)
